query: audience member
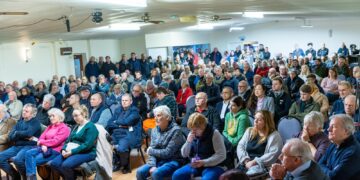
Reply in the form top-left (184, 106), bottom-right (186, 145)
top-left (49, 105), bottom-right (99, 180)
top-left (318, 114), bottom-right (360, 179)
top-left (24, 108), bottom-right (70, 180)
top-left (247, 84), bottom-right (275, 116)
top-left (136, 106), bottom-right (186, 180)
top-left (89, 93), bottom-right (112, 127)
top-left (270, 138), bottom-right (328, 180)
top-left (0, 104), bottom-right (16, 151)
top-left (216, 87), bottom-right (234, 131)
top-left (268, 77), bottom-right (292, 125)
top-left (223, 96), bottom-right (250, 147)
top-left (288, 84), bottom-right (320, 123)
top-left (107, 94), bottom-right (141, 174)
top-left (172, 113), bottom-right (226, 180)
top-left (237, 110), bottom-right (282, 174)
top-left (4, 91), bottom-right (23, 120)
top-left (199, 72), bottom-right (221, 107)
top-left (294, 112), bottom-right (330, 161)
top-left (0, 104), bottom-right (41, 179)
top-left (36, 94), bottom-right (55, 126)
top-left (176, 79), bottom-right (193, 116)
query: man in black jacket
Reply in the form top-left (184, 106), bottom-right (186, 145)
top-left (199, 72), bottom-right (221, 107)
top-left (268, 77), bottom-right (292, 126)
top-left (181, 92), bottom-right (220, 136)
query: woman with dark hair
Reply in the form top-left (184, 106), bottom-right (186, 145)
top-left (247, 84), bottom-right (275, 116)
top-left (18, 87), bottom-right (36, 105)
top-left (321, 67), bottom-right (340, 104)
top-left (223, 96), bottom-right (251, 147)
top-left (58, 76), bottom-right (69, 97)
top-left (237, 110), bottom-right (282, 173)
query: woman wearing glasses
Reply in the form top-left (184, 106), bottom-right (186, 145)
top-left (49, 105), bottom-right (99, 180)
top-left (24, 108), bottom-right (70, 180)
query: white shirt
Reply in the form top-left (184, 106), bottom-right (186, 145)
top-left (220, 101), bottom-right (230, 119)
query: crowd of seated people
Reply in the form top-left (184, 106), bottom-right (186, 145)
top-left (0, 41), bottom-right (360, 179)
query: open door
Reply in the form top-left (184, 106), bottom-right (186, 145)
top-left (73, 54), bottom-right (85, 78)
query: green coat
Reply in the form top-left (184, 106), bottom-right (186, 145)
top-left (63, 121), bottom-right (99, 155)
top-left (288, 98), bottom-right (321, 123)
top-left (223, 109), bottom-right (250, 147)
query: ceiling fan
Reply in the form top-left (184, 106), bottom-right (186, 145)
top-left (210, 15), bottom-right (232, 21)
top-left (131, 12), bottom-right (164, 24)
top-left (0, 12), bottom-right (28, 15)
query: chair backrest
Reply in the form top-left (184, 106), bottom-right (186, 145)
top-left (249, 115), bottom-right (254, 127)
top-left (185, 95), bottom-right (195, 113)
top-left (277, 117), bottom-right (302, 143)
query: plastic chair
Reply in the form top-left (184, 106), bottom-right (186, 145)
top-left (185, 95), bottom-right (195, 114)
top-left (277, 116), bottom-right (302, 143)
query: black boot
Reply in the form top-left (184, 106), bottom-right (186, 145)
top-left (112, 152), bottom-right (121, 172)
top-left (119, 152), bottom-right (131, 174)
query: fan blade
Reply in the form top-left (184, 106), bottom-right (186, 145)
top-left (131, 20), bottom-right (145, 23)
top-left (0, 12), bottom-right (28, 15)
top-left (149, 20), bottom-right (164, 24)
top-left (219, 17), bottom-right (232, 20)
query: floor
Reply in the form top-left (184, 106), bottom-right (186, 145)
top-left (0, 150), bottom-right (146, 180)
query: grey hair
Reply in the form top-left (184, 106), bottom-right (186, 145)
top-left (48, 108), bottom-right (65, 122)
top-left (330, 114), bottom-right (355, 135)
top-left (205, 72), bottom-right (214, 79)
top-left (43, 94), bottom-right (56, 107)
top-left (23, 103), bottom-right (38, 118)
top-left (122, 93), bottom-right (133, 101)
top-left (153, 105), bottom-right (171, 121)
top-left (286, 138), bottom-right (313, 163)
top-left (304, 111), bottom-right (324, 129)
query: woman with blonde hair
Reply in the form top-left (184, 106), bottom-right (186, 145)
top-left (299, 64), bottom-right (311, 82)
top-left (237, 110), bottom-right (282, 173)
top-left (172, 113), bottom-right (226, 180)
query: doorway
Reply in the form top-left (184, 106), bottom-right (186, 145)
top-left (73, 54), bottom-right (86, 78)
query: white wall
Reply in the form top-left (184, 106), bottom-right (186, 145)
top-left (0, 39), bottom-right (122, 85)
top-left (119, 35), bottom-right (146, 57)
top-left (145, 19), bottom-right (360, 58)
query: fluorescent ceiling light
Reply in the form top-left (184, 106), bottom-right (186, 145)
top-left (98, 0), bottom-right (147, 7)
top-left (229, 27), bottom-right (244, 32)
top-left (187, 24), bottom-right (213, 30)
top-left (243, 12), bottom-right (264, 18)
top-left (301, 25), bottom-right (313, 28)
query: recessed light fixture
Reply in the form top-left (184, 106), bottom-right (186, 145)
top-left (229, 27), bottom-right (244, 32)
top-left (243, 12), bottom-right (264, 18)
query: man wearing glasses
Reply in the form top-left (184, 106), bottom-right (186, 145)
top-left (270, 138), bottom-right (328, 180)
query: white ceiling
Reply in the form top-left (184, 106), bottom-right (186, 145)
top-left (0, 0), bottom-right (359, 43)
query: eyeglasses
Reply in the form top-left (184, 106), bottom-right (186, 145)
top-left (48, 114), bottom-right (55, 118)
top-left (72, 114), bottom-right (81, 118)
top-left (132, 89), bottom-right (141, 93)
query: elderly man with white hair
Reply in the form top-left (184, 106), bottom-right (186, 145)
top-left (136, 105), bottom-right (186, 180)
top-left (4, 91), bottom-right (23, 120)
top-left (270, 138), bottom-right (328, 180)
top-left (0, 104), bottom-right (16, 151)
top-left (36, 94), bottom-right (56, 126)
top-left (294, 112), bottom-right (330, 162)
top-left (318, 114), bottom-right (360, 179)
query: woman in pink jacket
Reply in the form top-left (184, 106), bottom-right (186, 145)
top-left (24, 108), bottom-right (70, 180)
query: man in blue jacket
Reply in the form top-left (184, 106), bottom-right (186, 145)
top-left (318, 114), bottom-right (360, 180)
top-left (0, 104), bottom-right (41, 179)
top-left (84, 56), bottom-right (99, 79)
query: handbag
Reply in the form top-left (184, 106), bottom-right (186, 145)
top-left (65, 142), bottom-right (80, 152)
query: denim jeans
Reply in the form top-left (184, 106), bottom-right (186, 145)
top-left (136, 160), bottom-right (181, 180)
top-left (0, 145), bottom-right (34, 177)
top-left (49, 153), bottom-right (96, 180)
top-left (25, 148), bottom-right (60, 176)
top-left (172, 164), bottom-right (225, 180)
